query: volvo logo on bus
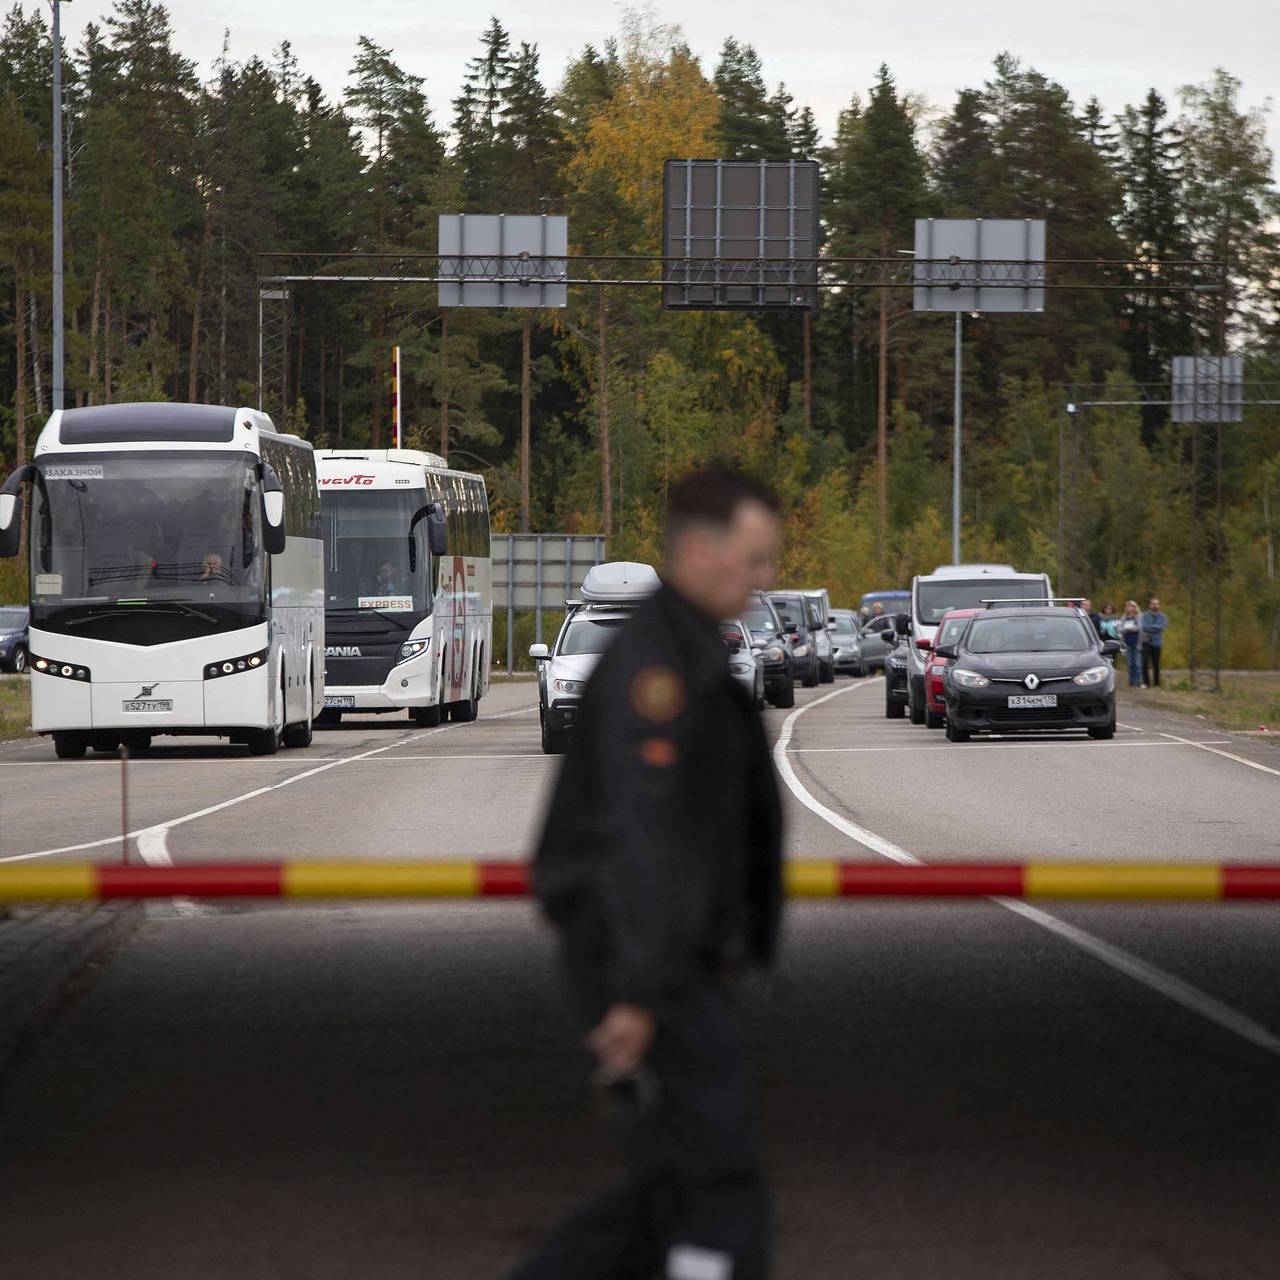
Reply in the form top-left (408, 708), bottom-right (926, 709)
top-left (317, 474), bottom-right (376, 486)
top-left (326, 645), bottom-right (363, 658)
top-left (135, 684), bottom-right (159, 697)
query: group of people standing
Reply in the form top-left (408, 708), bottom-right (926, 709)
top-left (1083, 596), bottom-right (1169, 688)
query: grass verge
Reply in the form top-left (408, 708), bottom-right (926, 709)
top-left (0, 675), bottom-right (32, 741)
top-left (1120, 673), bottom-right (1280, 735)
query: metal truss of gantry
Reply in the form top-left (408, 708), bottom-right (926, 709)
top-left (1063, 372), bottom-right (1280, 692)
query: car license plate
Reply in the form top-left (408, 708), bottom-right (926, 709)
top-left (121, 698), bottom-right (173, 713)
top-left (325, 695), bottom-right (356, 709)
top-left (1007, 694), bottom-right (1057, 709)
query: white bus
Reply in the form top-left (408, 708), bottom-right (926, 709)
top-left (0, 403), bottom-right (324, 758)
top-left (314, 449), bottom-right (492, 726)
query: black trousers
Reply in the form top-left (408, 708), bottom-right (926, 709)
top-left (1142, 646), bottom-right (1162, 687)
top-left (507, 975), bottom-right (769, 1280)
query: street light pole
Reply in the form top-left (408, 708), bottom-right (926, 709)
top-left (50, 0), bottom-right (67, 412)
top-left (952, 310), bottom-right (962, 563)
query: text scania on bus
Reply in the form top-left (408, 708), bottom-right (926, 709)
top-left (0, 403), bottom-right (324, 759)
top-left (314, 448), bottom-right (492, 727)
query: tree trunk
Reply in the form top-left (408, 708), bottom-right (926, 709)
top-left (337, 345), bottom-right (344, 447)
top-left (187, 206), bottom-right (212, 402)
top-left (294, 304), bottom-right (305, 415)
top-left (877, 234), bottom-right (889, 565)
top-left (28, 280), bottom-right (45, 419)
top-left (520, 315), bottom-right (532, 532)
top-left (439, 313), bottom-right (449, 461)
top-left (14, 269), bottom-right (27, 466)
top-left (319, 336), bottom-right (327, 443)
top-left (103, 286), bottom-right (113, 402)
top-left (218, 229), bottom-right (228, 405)
top-left (599, 291), bottom-right (612, 539)
top-left (802, 309), bottom-right (813, 431)
top-left (87, 267), bottom-right (101, 407)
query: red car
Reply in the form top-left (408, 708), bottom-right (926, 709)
top-left (921, 608), bottom-right (981, 729)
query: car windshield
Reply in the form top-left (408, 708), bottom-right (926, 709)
top-left (30, 452), bottom-right (265, 632)
top-left (804, 599), bottom-right (824, 627)
top-left (936, 616), bottom-right (971, 648)
top-left (917, 579), bottom-right (1045, 624)
top-left (831, 614), bottom-right (856, 634)
top-left (719, 622), bottom-right (747, 648)
top-left (322, 489), bottom-right (431, 615)
top-left (557, 616), bottom-right (628, 656)
top-left (967, 615), bottom-right (1092, 654)
top-left (770, 597), bottom-right (805, 629)
top-left (743, 601), bottom-right (779, 636)
top-left (0, 608), bottom-right (26, 630)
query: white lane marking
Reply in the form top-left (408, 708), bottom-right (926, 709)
top-left (774, 684), bottom-right (1280, 1059)
top-left (1119, 723), bottom-right (1280, 780)
top-left (346, 753), bottom-right (551, 761)
top-left (788, 739), bottom-right (1234, 754)
top-left (0, 704), bottom-right (539, 864)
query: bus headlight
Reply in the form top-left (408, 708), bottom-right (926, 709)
top-left (30, 654), bottom-right (92, 681)
top-left (205, 648), bottom-right (268, 679)
top-left (397, 639), bottom-right (429, 663)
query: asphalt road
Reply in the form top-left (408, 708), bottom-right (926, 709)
top-left (1, 678), bottom-right (1279, 1278)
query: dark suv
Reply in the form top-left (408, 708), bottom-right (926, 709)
top-left (742, 592), bottom-right (795, 708)
top-left (938, 606), bottom-right (1120, 742)
top-left (0, 605), bottom-right (28, 673)
top-left (768, 592), bottom-right (821, 689)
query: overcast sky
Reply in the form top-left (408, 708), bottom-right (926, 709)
top-left (47, 0), bottom-right (1280, 156)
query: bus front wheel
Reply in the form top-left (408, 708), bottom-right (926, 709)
top-left (412, 704), bottom-right (441, 728)
top-left (53, 733), bottom-right (87, 760)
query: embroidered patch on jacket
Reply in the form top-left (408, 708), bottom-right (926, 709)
top-left (639, 737), bottom-right (679, 768)
top-left (630, 666), bottom-right (687, 723)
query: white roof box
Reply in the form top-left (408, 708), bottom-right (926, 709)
top-left (580, 561), bottom-right (661, 604)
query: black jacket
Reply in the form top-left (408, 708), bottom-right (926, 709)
top-left (534, 582), bottom-right (784, 1022)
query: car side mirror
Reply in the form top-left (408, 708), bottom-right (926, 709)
top-left (893, 612), bottom-right (910, 636)
top-left (528, 643), bottom-right (549, 661)
top-left (724, 635), bottom-right (743, 652)
top-left (1101, 638), bottom-right (1122, 655)
top-left (914, 636), bottom-right (933, 650)
top-left (933, 643), bottom-right (957, 659)
top-left (826, 620), bottom-right (838, 631)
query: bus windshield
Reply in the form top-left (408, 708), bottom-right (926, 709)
top-left (917, 579), bottom-right (1044, 624)
top-left (31, 452), bottom-right (265, 633)
top-left (322, 489), bottom-right (431, 614)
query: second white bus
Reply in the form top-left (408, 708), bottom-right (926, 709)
top-left (314, 449), bottom-right (492, 725)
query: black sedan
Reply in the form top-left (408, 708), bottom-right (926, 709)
top-left (937, 607), bottom-right (1121, 743)
top-left (883, 623), bottom-right (910, 718)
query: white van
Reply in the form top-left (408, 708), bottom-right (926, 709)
top-left (903, 564), bottom-right (1052, 725)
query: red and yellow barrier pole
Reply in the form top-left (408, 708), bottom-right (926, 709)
top-left (2, 862), bottom-right (1280, 902)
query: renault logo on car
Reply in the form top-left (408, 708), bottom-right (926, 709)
top-left (1024, 673), bottom-right (1041, 691)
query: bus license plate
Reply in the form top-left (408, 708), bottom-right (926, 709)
top-left (325, 695), bottom-right (356, 709)
top-left (122, 698), bottom-right (173, 713)
top-left (1007, 694), bottom-right (1057, 709)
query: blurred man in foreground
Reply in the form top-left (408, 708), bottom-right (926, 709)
top-left (510, 465), bottom-right (785, 1280)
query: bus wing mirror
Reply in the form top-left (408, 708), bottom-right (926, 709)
top-left (0, 465), bottom-right (36, 559)
top-left (260, 463), bottom-right (287, 555)
top-left (428, 505), bottom-right (448, 556)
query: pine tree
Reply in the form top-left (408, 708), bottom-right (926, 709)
top-left (497, 42), bottom-right (562, 212)
top-left (788, 104), bottom-right (820, 159)
top-left (557, 42), bottom-right (621, 146)
top-left (1078, 95), bottom-right (1120, 167)
top-left (713, 38), bottom-right (780, 159)
top-left (1179, 69), bottom-right (1280, 344)
top-left (1117, 89), bottom-right (1191, 383)
top-left (453, 18), bottom-right (516, 209)
top-left (933, 88), bottom-right (996, 215)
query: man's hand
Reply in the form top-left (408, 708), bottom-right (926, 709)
top-left (585, 1003), bottom-right (656, 1075)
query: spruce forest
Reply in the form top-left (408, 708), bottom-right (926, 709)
top-left (2, 3), bottom-right (1279, 664)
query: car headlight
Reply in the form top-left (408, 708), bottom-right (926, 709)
top-left (730, 661), bottom-right (753, 674)
top-left (1072, 665), bottom-right (1111, 686)
top-left (792, 643), bottom-right (811, 657)
top-left (396, 638), bottom-right (429, 664)
top-left (952, 668), bottom-right (990, 689)
top-left (553, 678), bottom-right (586, 695)
top-left (762, 646), bottom-right (785, 662)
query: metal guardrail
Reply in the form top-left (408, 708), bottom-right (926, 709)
top-left (3, 862), bottom-right (1279, 902)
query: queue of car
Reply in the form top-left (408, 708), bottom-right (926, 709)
top-left (878, 564), bottom-right (1122, 744)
